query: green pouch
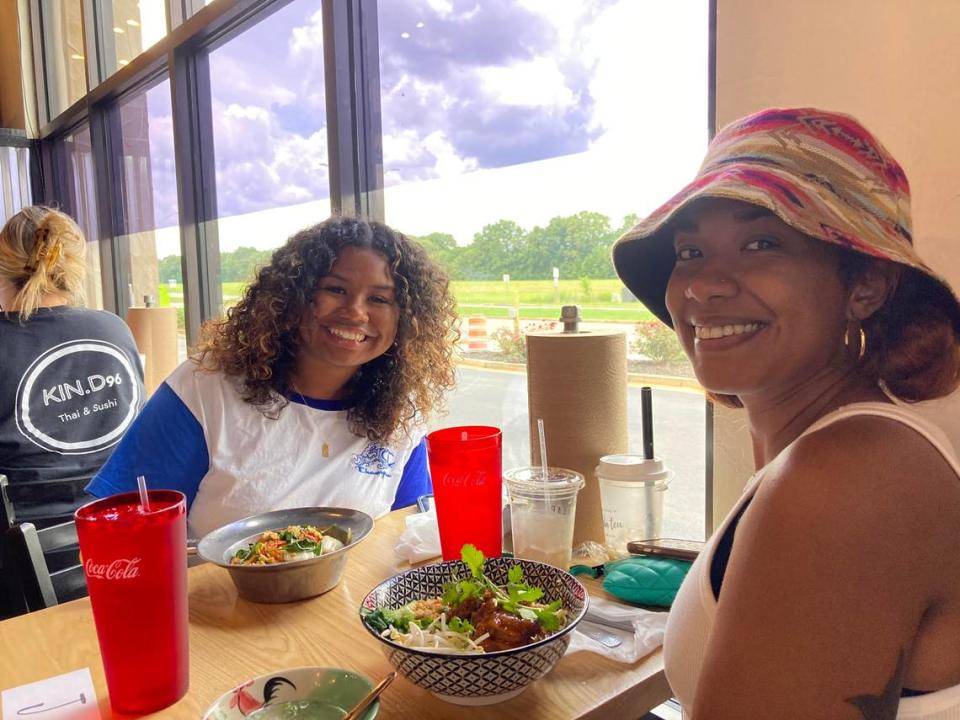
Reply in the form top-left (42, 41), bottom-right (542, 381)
top-left (601, 556), bottom-right (693, 607)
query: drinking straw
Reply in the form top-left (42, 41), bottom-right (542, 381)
top-left (537, 417), bottom-right (549, 481)
top-left (137, 475), bottom-right (151, 512)
top-left (641, 386), bottom-right (654, 460)
top-left (461, 430), bottom-right (468, 441)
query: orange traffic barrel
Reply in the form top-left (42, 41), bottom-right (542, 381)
top-left (466, 315), bottom-right (488, 351)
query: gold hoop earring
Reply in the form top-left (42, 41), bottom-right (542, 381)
top-left (844, 324), bottom-right (867, 362)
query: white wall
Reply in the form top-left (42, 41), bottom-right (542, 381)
top-left (711, 0), bottom-right (960, 523)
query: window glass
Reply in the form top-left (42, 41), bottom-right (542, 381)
top-left (117, 78), bottom-right (185, 359)
top-left (41, 0), bottom-right (87, 118)
top-left (62, 124), bottom-right (104, 310)
top-left (208, 0), bottom-right (330, 313)
top-left (1, 146), bottom-right (32, 225)
top-left (104, 0), bottom-right (168, 76)
top-left (379, 0), bottom-right (709, 539)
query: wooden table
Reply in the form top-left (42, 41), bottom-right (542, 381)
top-left (0, 509), bottom-right (669, 718)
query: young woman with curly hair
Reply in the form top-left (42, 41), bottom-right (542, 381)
top-left (89, 216), bottom-right (458, 537)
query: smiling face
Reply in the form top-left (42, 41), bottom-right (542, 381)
top-left (295, 246), bottom-right (400, 397)
top-left (665, 198), bottom-right (855, 403)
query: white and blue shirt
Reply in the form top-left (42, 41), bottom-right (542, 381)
top-left (87, 360), bottom-right (430, 537)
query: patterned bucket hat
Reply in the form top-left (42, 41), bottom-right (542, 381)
top-left (612, 107), bottom-right (960, 329)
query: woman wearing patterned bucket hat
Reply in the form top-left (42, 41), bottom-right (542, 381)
top-left (613, 108), bottom-right (960, 719)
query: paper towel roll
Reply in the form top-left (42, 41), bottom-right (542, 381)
top-left (526, 330), bottom-right (629, 547)
top-left (126, 306), bottom-right (178, 396)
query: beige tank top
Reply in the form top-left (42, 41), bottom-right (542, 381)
top-left (663, 401), bottom-right (960, 719)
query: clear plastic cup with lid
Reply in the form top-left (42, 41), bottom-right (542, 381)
top-left (503, 466), bottom-right (585, 570)
top-left (596, 454), bottom-right (672, 558)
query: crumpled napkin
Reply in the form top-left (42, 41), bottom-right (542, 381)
top-left (565, 593), bottom-right (669, 663)
top-left (394, 506), bottom-right (443, 564)
top-left (394, 502), bottom-right (512, 564)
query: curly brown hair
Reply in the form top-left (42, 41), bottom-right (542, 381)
top-left (192, 216), bottom-right (459, 442)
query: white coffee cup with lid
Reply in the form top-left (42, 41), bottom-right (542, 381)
top-left (596, 454), bottom-right (671, 558)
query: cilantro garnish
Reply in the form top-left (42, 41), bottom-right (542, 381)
top-left (447, 616), bottom-right (474, 634)
top-left (284, 539), bottom-right (321, 554)
top-left (445, 544), bottom-right (564, 631)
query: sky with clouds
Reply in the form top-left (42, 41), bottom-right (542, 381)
top-left (141, 0), bottom-right (708, 257)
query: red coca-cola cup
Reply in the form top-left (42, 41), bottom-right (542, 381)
top-left (426, 426), bottom-right (502, 561)
top-left (75, 490), bottom-right (189, 713)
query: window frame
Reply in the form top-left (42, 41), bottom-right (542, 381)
top-left (28, 0), bottom-right (717, 537)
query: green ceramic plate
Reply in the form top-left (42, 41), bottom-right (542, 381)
top-left (202, 666), bottom-right (378, 720)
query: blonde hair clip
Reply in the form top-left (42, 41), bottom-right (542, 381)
top-left (24, 226), bottom-right (62, 275)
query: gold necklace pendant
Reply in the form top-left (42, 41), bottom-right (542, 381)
top-left (292, 380), bottom-right (332, 460)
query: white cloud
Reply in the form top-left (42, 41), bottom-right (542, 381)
top-left (584, 1), bottom-right (708, 149)
top-left (516, 0), bottom-right (589, 46)
top-left (422, 130), bottom-right (479, 177)
top-left (211, 52), bottom-right (297, 108)
top-left (425, 0), bottom-right (454, 16)
top-left (382, 126), bottom-right (478, 185)
top-left (223, 103), bottom-right (272, 123)
top-left (208, 97), bottom-right (330, 217)
top-left (289, 7), bottom-right (324, 57)
top-left (475, 57), bottom-right (576, 109)
top-left (423, 0), bottom-right (480, 21)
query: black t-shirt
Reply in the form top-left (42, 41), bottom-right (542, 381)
top-left (0, 307), bottom-right (145, 504)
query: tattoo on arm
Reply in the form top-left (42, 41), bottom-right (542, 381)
top-left (845, 649), bottom-right (906, 720)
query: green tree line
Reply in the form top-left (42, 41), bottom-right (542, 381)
top-left (158, 245), bottom-right (274, 284)
top-left (414, 211), bottom-right (638, 280)
top-left (157, 210), bottom-right (639, 283)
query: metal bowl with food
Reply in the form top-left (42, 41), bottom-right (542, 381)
top-left (194, 507), bottom-right (373, 603)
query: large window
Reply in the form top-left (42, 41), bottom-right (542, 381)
top-left (40, 0), bottom-right (87, 118)
top-left (208, 0), bottom-right (331, 313)
top-left (102, 0), bottom-right (169, 78)
top-left (61, 124), bottom-right (103, 310)
top-left (116, 77), bottom-right (185, 357)
top-left (30, 0), bottom-right (712, 540)
top-left (0, 143), bottom-right (31, 225)
top-left (378, 1), bottom-right (710, 539)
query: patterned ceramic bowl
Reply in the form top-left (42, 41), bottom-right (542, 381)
top-left (202, 666), bottom-right (378, 719)
top-left (359, 557), bottom-right (588, 706)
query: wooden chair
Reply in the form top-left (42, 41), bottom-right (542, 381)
top-left (2, 520), bottom-right (86, 618)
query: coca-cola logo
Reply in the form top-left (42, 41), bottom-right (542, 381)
top-left (439, 470), bottom-right (488, 488)
top-left (84, 557), bottom-right (142, 580)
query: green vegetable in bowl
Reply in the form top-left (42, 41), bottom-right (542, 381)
top-left (362, 545), bottom-right (566, 653)
top-left (231, 524), bottom-right (352, 566)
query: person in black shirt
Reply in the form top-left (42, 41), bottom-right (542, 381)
top-left (0, 206), bottom-right (144, 527)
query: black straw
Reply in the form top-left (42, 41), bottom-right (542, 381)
top-left (641, 386), bottom-right (654, 460)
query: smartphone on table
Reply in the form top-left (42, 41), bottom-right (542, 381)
top-left (627, 537), bottom-right (704, 562)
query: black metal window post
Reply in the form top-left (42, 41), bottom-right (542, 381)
top-left (323, 0), bottom-right (384, 221)
top-left (88, 102), bottom-right (126, 316)
top-left (170, 41), bottom-right (220, 345)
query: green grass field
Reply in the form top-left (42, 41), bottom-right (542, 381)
top-left (451, 278), bottom-right (625, 304)
top-left (456, 304), bottom-right (649, 322)
top-left (158, 279), bottom-right (654, 322)
top-left (452, 279), bottom-right (651, 321)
